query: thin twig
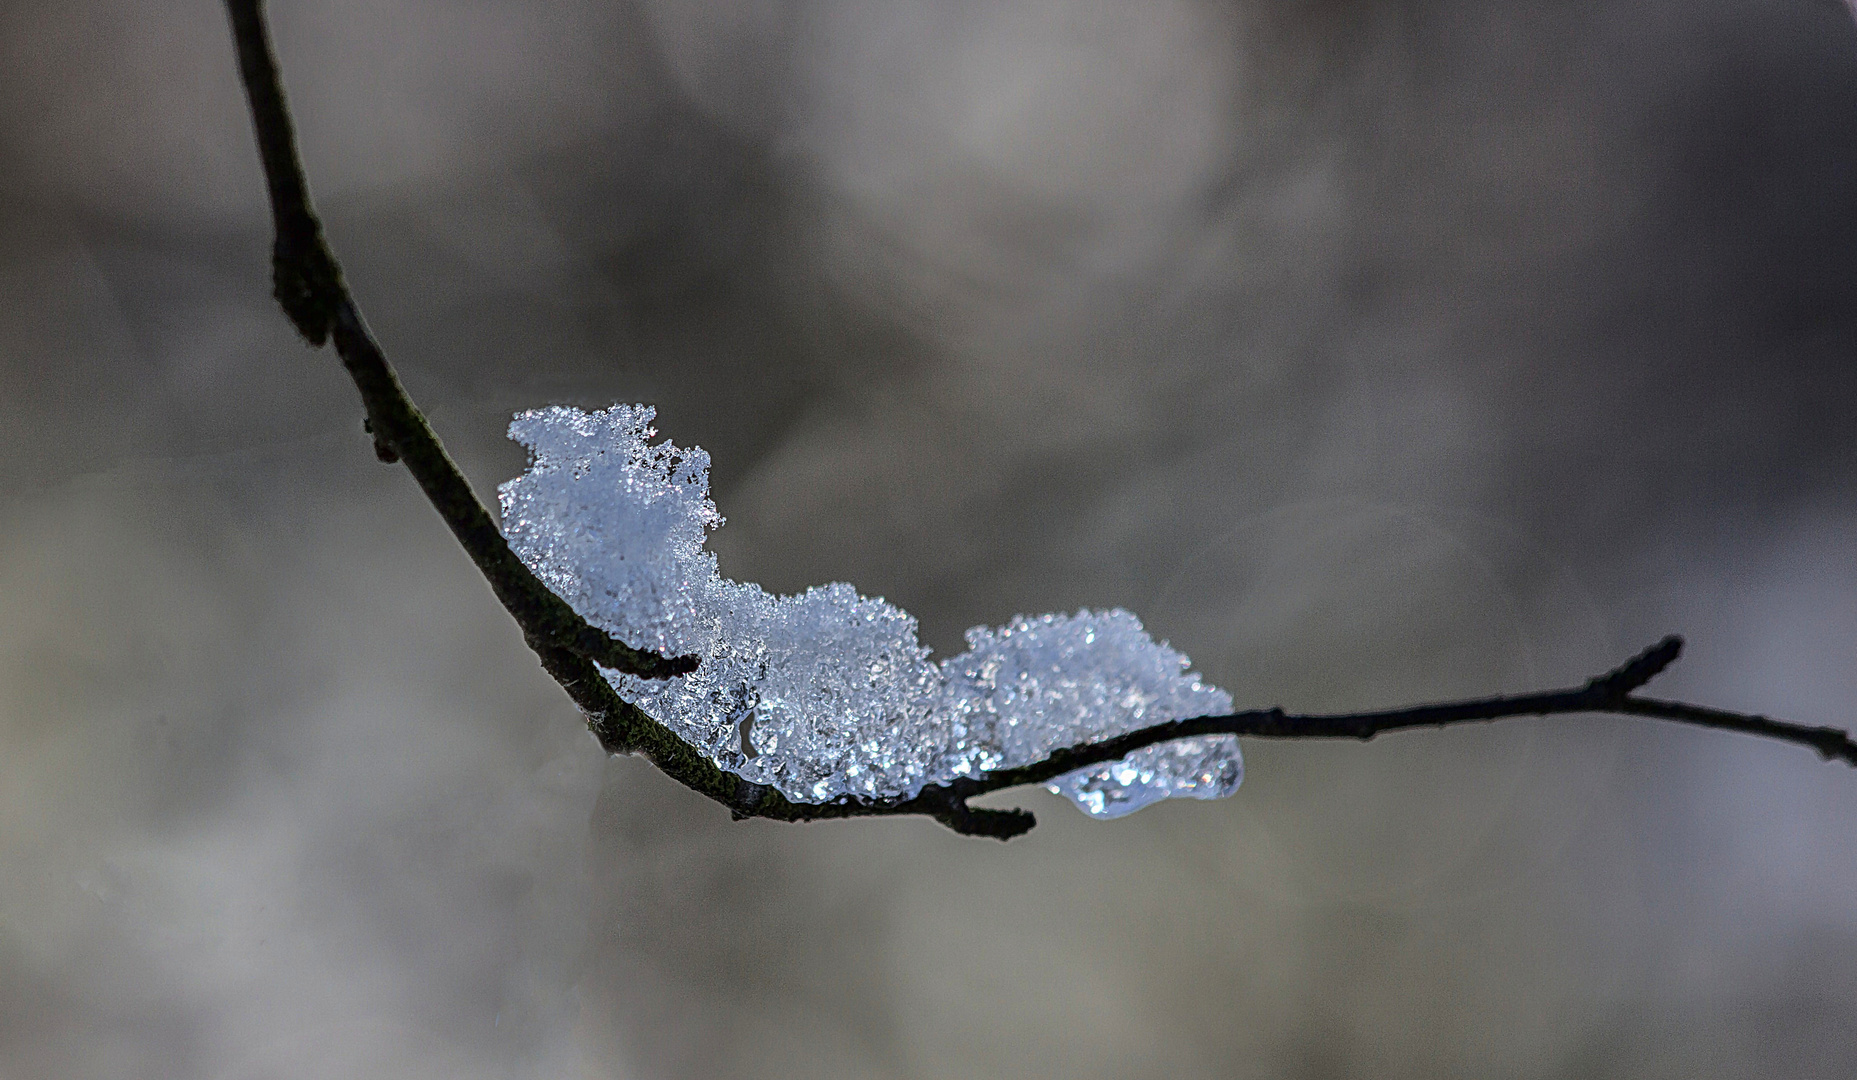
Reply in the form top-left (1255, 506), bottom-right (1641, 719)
top-left (935, 637), bottom-right (1856, 835)
top-left (224, 1), bottom-right (692, 684)
top-left (225, 0), bottom-right (1856, 842)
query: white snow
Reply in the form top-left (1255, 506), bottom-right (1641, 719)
top-left (499, 405), bottom-right (1241, 818)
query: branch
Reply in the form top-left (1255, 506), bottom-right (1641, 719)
top-left (225, 1), bottom-right (1856, 843)
top-left (934, 636), bottom-right (1853, 829)
top-left (224, 1), bottom-right (693, 684)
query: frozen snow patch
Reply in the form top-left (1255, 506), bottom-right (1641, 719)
top-left (499, 404), bottom-right (1241, 818)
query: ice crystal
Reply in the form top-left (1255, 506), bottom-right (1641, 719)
top-left (498, 405), bottom-right (1242, 818)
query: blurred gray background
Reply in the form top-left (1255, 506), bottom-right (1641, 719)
top-left (3, 0), bottom-right (1856, 1076)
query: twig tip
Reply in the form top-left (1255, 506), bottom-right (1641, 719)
top-left (1593, 635), bottom-right (1685, 698)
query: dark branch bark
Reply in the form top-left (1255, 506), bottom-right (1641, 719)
top-left (898, 636), bottom-right (1857, 839)
top-left (225, 0), bottom-right (1856, 843)
top-left (224, 0), bottom-right (692, 685)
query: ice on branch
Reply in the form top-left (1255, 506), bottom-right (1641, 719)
top-left (498, 405), bottom-right (1242, 818)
